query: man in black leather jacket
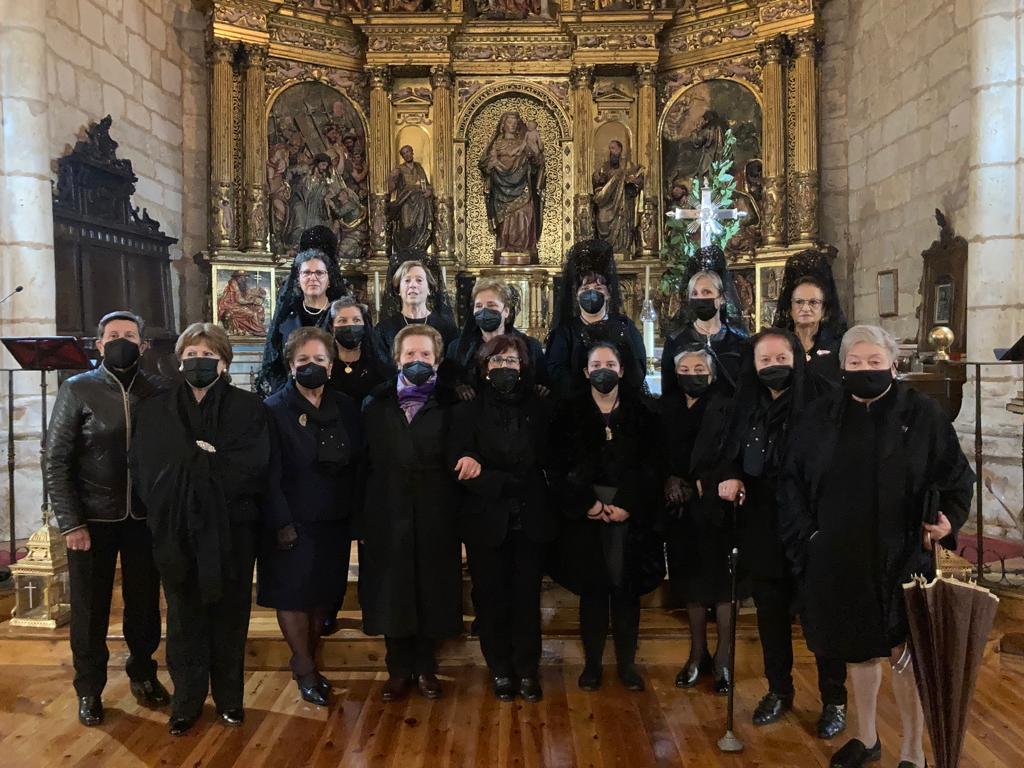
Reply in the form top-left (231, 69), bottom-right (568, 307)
top-left (46, 311), bottom-right (170, 726)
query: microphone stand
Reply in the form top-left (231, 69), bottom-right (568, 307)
top-left (717, 500), bottom-right (744, 753)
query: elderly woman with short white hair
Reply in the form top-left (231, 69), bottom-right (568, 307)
top-left (780, 324), bottom-right (974, 768)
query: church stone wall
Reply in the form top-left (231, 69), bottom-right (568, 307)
top-left (820, 0), bottom-right (971, 342)
top-left (44, 0), bottom-right (209, 328)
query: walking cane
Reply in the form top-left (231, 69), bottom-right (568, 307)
top-left (717, 499), bottom-right (744, 753)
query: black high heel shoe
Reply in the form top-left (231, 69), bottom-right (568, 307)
top-left (712, 665), bottom-right (731, 696)
top-left (296, 675), bottom-right (329, 706)
top-left (675, 663), bottom-right (701, 688)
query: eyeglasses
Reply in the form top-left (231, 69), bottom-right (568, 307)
top-left (300, 270), bottom-right (328, 279)
top-left (490, 356), bottom-right (520, 366)
top-left (793, 298), bottom-right (824, 308)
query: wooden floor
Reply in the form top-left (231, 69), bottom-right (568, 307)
top-left (1, 649), bottom-right (1022, 767)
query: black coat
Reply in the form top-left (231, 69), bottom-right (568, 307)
top-left (258, 301), bottom-right (333, 396)
top-left (779, 383), bottom-right (974, 661)
top-left (356, 378), bottom-right (463, 639)
top-left (131, 379), bottom-right (270, 605)
top-left (445, 327), bottom-right (549, 392)
top-left (545, 314), bottom-right (646, 400)
top-left (661, 323), bottom-right (748, 397)
top-left (328, 346), bottom-right (395, 405)
top-left (47, 364), bottom-right (166, 533)
top-left (376, 311), bottom-right (459, 357)
top-left (448, 386), bottom-right (556, 547)
top-left (548, 389), bottom-right (663, 596)
top-left (802, 326), bottom-right (842, 398)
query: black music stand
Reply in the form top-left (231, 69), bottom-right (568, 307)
top-left (1, 337), bottom-right (91, 574)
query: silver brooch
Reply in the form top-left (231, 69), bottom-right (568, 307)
top-left (195, 440), bottom-right (216, 453)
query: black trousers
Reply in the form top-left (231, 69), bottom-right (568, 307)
top-left (579, 588), bottom-right (640, 668)
top-left (467, 530), bottom-right (543, 679)
top-left (752, 574), bottom-right (847, 706)
top-left (163, 524), bottom-right (256, 719)
top-left (384, 635), bottom-right (437, 677)
top-left (67, 517), bottom-right (161, 698)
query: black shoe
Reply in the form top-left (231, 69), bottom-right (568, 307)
top-left (712, 666), bottom-right (731, 696)
top-left (382, 675), bottom-right (413, 702)
top-left (896, 761), bottom-right (927, 768)
top-left (519, 677), bottom-right (542, 703)
top-left (817, 703), bottom-right (848, 739)
top-left (219, 708), bottom-right (245, 726)
top-left (168, 715), bottom-right (196, 736)
top-left (316, 673), bottom-right (331, 696)
top-left (492, 675), bottom-right (517, 702)
top-left (321, 615), bottom-right (340, 637)
top-left (78, 695), bottom-right (103, 727)
top-left (297, 677), bottom-right (329, 706)
top-left (617, 664), bottom-right (645, 692)
top-left (417, 673), bottom-right (443, 700)
top-left (577, 664), bottom-right (602, 691)
top-left (829, 738), bottom-right (881, 768)
top-left (675, 662), bottom-right (700, 688)
top-left (130, 678), bottom-right (170, 708)
top-left (752, 691), bottom-right (793, 725)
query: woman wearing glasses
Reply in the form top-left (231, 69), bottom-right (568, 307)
top-left (449, 334), bottom-right (555, 703)
top-left (256, 231), bottom-right (348, 397)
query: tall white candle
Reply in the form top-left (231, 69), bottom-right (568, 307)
top-left (441, 265), bottom-right (448, 291)
top-left (374, 271), bottom-right (381, 314)
top-left (643, 318), bottom-right (656, 361)
top-left (645, 265), bottom-right (651, 301)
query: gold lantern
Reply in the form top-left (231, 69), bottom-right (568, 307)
top-left (9, 513), bottom-right (71, 629)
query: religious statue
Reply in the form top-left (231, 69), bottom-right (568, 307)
top-left (389, 0), bottom-right (426, 9)
top-left (387, 145), bottom-right (435, 251)
top-left (217, 270), bottom-right (268, 336)
top-left (688, 109), bottom-right (727, 181)
top-left (338, 130), bottom-right (369, 203)
top-left (477, 0), bottom-right (541, 20)
top-left (592, 140), bottom-right (644, 257)
top-left (478, 111), bottom-right (545, 264)
top-left (287, 153), bottom-right (365, 252)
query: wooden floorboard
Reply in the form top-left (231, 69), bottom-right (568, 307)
top-left (2, 649), bottom-right (1022, 768)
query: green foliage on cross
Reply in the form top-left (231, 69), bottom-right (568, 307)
top-left (660, 128), bottom-right (742, 295)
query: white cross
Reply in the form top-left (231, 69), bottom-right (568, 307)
top-left (666, 178), bottom-right (747, 247)
top-left (23, 581), bottom-right (37, 609)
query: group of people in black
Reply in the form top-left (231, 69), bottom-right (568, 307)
top-left (49, 232), bottom-right (972, 768)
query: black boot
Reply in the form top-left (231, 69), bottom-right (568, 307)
top-left (492, 675), bottom-right (517, 702)
top-left (817, 703), bottom-right (848, 739)
top-left (78, 695), bottom-right (103, 727)
top-left (752, 691), bottom-right (793, 725)
top-left (577, 664), bottom-right (603, 691)
top-left (130, 678), bottom-right (170, 708)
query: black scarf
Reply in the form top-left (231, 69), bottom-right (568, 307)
top-left (283, 380), bottom-right (351, 471)
top-left (742, 388), bottom-right (792, 479)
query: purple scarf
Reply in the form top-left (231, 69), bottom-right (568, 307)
top-left (397, 374), bottom-right (436, 423)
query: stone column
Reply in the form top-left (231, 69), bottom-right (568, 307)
top-left (368, 66), bottom-right (392, 259)
top-left (209, 39), bottom-right (237, 251)
top-left (0, 0), bottom-right (56, 539)
top-left (791, 29), bottom-right (820, 244)
top-left (759, 35), bottom-right (786, 246)
top-left (570, 64), bottom-right (595, 241)
top-left (431, 65), bottom-right (455, 262)
top-left (241, 44), bottom-right (269, 252)
top-left (634, 63), bottom-right (658, 257)
top-left (958, 0), bottom-right (1024, 538)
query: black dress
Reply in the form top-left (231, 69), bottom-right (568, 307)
top-left (449, 384), bottom-right (556, 678)
top-left (545, 314), bottom-right (646, 400)
top-left (780, 384), bottom-right (974, 663)
top-left (801, 326), bottom-right (842, 398)
top-left (376, 311), bottom-right (459, 357)
top-left (131, 379), bottom-right (270, 720)
top-left (328, 349), bottom-right (394, 404)
top-left (257, 382), bottom-right (363, 611)
top-left (663, 389), bottom-right (743, 605)
top-left (661, 323), bottom-right (748, 397)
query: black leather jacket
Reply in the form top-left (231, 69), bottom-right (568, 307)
top-left (46, 364), bottom-right (166, 533)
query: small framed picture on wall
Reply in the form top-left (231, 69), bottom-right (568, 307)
top-left (877, 269), bottom-right (898, 317)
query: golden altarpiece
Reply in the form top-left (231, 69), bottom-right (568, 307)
top-left (202, 0), bottom-right (827, 344)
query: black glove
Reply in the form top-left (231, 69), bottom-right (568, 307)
top-left (277, 523), bottom-right (298, 551)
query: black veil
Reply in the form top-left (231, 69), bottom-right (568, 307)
top-left (668, 244), bottom-right (749, 335)
top-left (549, 239), bottom-right (623, 334)
top-left (771, 247), bottom-right (848, 335)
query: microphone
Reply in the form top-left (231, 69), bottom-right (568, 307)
top-left (0, 286), bottom-right (24, 304)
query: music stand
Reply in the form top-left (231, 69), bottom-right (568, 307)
top-left (1, 337), bottom-right (91, 574)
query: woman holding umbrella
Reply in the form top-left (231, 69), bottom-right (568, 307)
top-left (780, 325), bottom-right (974, 768)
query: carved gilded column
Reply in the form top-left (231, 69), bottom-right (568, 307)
top-left (431, 65), bottom-right (454, 262)
top-left (368, 66), bottom-right (392, 258)
top-left (635, 63), bottom-right (658, 257)
top-left (241, 44), bottom-right (268, 252)
top-left (792, 29), bottom-right (820, 243)
top-left (570, 64), bottom-right (595, 242)
top-left (759, 35), bottom-right (786, 247)
top-left (209, 39), bottom-right (236, 250)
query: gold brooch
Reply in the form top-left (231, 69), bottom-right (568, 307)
top-left (299, 414), bottom-right (308, 427)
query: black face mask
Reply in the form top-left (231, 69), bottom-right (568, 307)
top-left (589, 368), bottom-right (619, 394)
top-left (842, 368), bottom-right (893, 399)
top-left (295, 363), bottom-right (329, 389)
top-left (402, 360), bottom-right (434, 386)
top-left (578, 289), bottom-right (606, 315)
top-left (102, 338), bottom-right (141, 370)
top-left (677, 374), bottom-right (711, 398)
top-left (334, 325), bottom-right (365, 350)
top-left (690, 298), bottom-right (719, 322)
top-left (488, 367), bottom-right (520, 395)
top-left (474, 308), bottom-right (503, 333)
top-left (181, 357), bottom-right (220, 389)
top-left (757, 365), bottom-right (794, 392)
